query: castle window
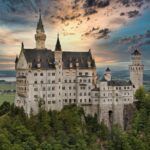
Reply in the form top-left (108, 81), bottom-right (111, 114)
top-left (84, 93), bottom-right (86, 96)
top-left (52, 80), bottom-right (55, 83)
top-left (74, 80), bottom-right (76, 82)
top-left (116, 93), bottom-right (118, 96)
top-left (80, 93), bottom-right (82, 96)
top-left (62, 86), bottom-right (65, 90)
top-left (84, 99), bottom-right (86, 102)
top-left (52, 101), bottom-right (55, 104)
top-left (116, 99), bottom-right (118, 102)
top-left (79, 72), bottom-right (82, 76)
top-left (88, 93), bottom-right (90, 96)
top-left (48, 94), bottom-right (50, 97)
top-left (95, 93), bottom-right (99, 96)
top-left (65, 99), bottom-right (67, 103)
top-left (40, 73), bottom-right (43, 76)
top-left (52, 73), bottom-right (55, 76)
top-left (41, 81), bottom-right (44, 84)
top-left (43, 87), bottom-right (46, 91)
top-left (34, 81), bottom-right (37, 84)
top-left (43, 94), bottom-right (45, 98)
top-left (70, 93), bottom-right (71, 96)
top-left (80, 79), bottom-right (82, 82)
top-left (85, 72), bottom-right (88, 76)
top-left (69, 80), bottom-right (71, 83)
top-left (34, 88), bottom-right (38, 91)
top-left (119, 87), bottom-right (121, 90)
top-left (34, 95), bottom-right (38, 98)
top-left (59, 78), bottom-right (61, 82)
top-left (34, 73), bottom-right (37, 76)
top-left (52, 87), bottom-right (55, 90)
top-left (69, 86), bottom-right (71, 90)
top-left (124, 87), bottom-right (126, 90)
top-left (88, 79), bottom-right (91, 83)
top-left (74, 93), bottom-right (76, 96)
top-left (80, 99), bottom-right (82, 102)
top-left (65, 80), bottom-right (67, 83)
top-left (89, 99), bottom-right (91, 102)
top-left (83, 79), bottom-right (86, 82)
top-left (52, 94), bottom-right (55, 97)
top-left (48, 101), bottom-right (51, 104)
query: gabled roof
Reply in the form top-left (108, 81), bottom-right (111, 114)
top-left (22, 49), bottom-right (96, 69)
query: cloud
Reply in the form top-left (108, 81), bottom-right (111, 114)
top-left (119, 30), bottom-right (150, 51)
top-left (82, 27), bottom-right (111, 39)
top-left (127, 10), bottom-right (140, 18)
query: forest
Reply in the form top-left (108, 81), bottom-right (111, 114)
top-left (0, 87), bottom-right (149, 150)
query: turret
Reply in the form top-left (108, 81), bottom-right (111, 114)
top-left (129, 49), bottom-right (144, 91)
top-left (104, 67), bottom-right (112, 81)
top-left (35, 13), bottom-right (46, 49)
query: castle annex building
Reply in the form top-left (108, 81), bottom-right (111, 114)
top-left (15, 14), bottom-right (144, 128)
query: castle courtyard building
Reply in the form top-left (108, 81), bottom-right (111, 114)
top-left (15, 14), bottom-right (144, 129)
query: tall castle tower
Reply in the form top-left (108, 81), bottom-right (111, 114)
top-left (35, 13), bottom-right (46, 49)
top-left (129, 49), bottom-right (144, 91)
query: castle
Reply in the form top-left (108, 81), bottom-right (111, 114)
top-left (15, 14), bottom-right (144, 129)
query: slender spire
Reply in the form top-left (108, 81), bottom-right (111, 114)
top-left (36, 10), bottom-right (45, 32)
top-left (55, 34), bottom-right (62, 51)
top-left (21, 42), bottom-right (24, 51)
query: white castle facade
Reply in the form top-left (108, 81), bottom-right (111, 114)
top-left (15, 15), bottom-right (144, 128)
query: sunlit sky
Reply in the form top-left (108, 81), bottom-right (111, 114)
top-left (0, 0), bottom-right (150, 70)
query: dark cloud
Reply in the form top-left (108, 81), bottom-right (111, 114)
top-left (127, 10), bottom-right (139, 18)
top-left (84, 0), bottom-right (110, 8)
top-left (119, 30), bottom-right (150, 50)
top-left (119, 0), bottom-right (145, 7)
top-left (82, 27), bottom-right (111, 39)
top-left (84, 8), bottom-right (97, 16)
top-left (97, 28), bottom-right (111, 39)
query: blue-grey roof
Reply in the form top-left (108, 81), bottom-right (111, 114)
top-left (24, 49), bottom-right (55, 69)
top-left (107, 80), bottom-right (132, 86)
top-left (22, 49), bottom-right (95, 69)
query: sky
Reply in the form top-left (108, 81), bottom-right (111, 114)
top-left (0, 0), bottom-right (150, 70)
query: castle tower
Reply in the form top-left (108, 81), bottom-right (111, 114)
top-left (129, 49), bottom-right (144, 91)
top-left (104, 67), bottom-right (112, 81)
top-left (35, 13), bottom-right (46, 49)
top-left (54, 34), bottom-right (63, 110)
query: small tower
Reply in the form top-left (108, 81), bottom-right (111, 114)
top-left (54, 34), bottom-right (63, 111)
top-left (35, 12), bottom-right (46, 49)
top-left (104, 67), bottom-right (112, 81)
top-left (129, 49), bottom-right (144, 91)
